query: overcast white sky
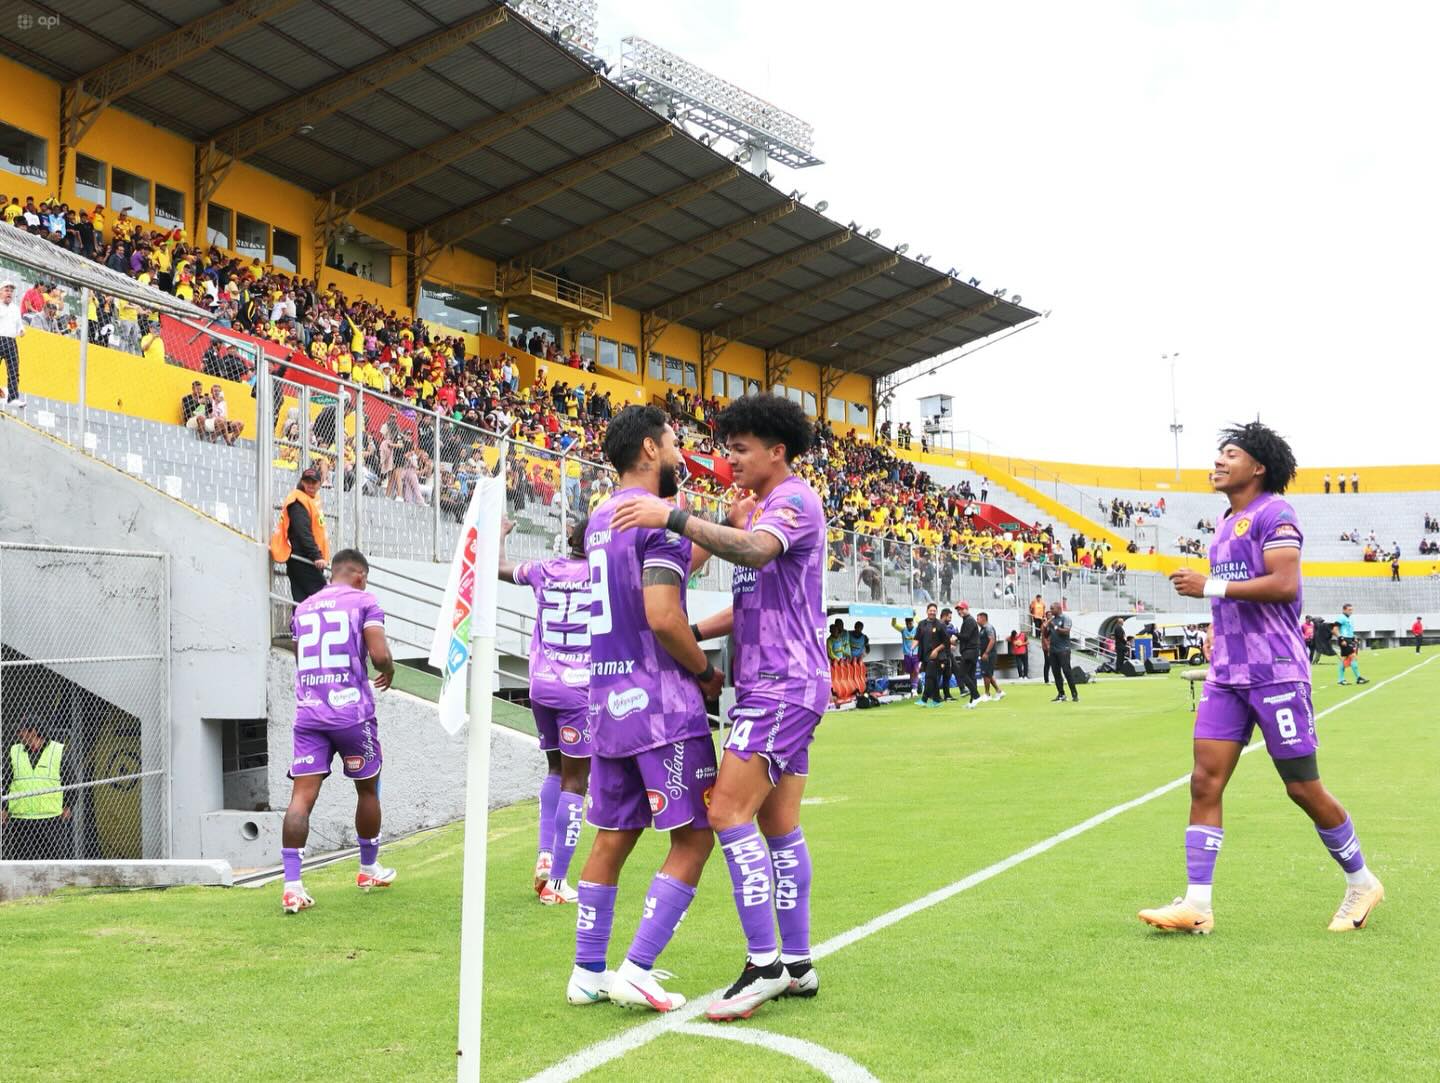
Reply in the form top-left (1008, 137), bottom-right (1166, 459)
top-left (596, 0), bottom-right (1440, 468)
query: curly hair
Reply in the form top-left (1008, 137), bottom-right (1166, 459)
top-left (1218, 421), bottom-right (1297, 494)
top-left (713, 392), bottom-right (813, 463)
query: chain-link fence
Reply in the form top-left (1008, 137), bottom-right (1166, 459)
top-left (0, 543), bottom-right (170, 862)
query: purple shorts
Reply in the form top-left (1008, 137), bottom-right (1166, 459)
top-left (290, 719), bottom-right (382, 780)
top-left (532, 702), bottom-right (592, 758)
top-left (903, 654), bottom-right (920, 676)
top-left (1194, 681), bottom-right (1317, 760)
top-left (587, 735), bottom-right (717, 832)
top-left (724, 697), bottom-right (822, 786)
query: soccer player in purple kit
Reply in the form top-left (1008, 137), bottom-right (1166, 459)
top-left (1139, 423), bottom-right (1384, 935)
top-left (499, 515), bottom-right (591, 906)
top-left (566, 405), bottom-right (724, 1011)
top-left (280, 549), bottom-right (396, 914)
top-left (611, 393), bottom-right (830, 1021)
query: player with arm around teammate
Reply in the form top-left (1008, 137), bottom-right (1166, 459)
top-left (499, 515), bottom-right (592, 905)
top-left (281, 549), bottom-right (396, 914)
top-left (612, 393), bottom-right (831, 1021)
top-left (1141, 423), bottom-right (1383, 935)
top-left (566, 406), bottom-right (724, 1012)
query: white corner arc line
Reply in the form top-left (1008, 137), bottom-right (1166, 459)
top-left (671, 1022), bottom-right (881, 1082)
top-left (524, 655), bottom-right (1436, 1083)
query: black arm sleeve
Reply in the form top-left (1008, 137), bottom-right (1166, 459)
top-left (287, 501), bottom-right (323, 561)
top-left (1, 750), bottom-right (12, 800)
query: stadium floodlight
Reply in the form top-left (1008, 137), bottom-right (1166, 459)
top-left (814, 200), bottom-right (828, 212)
top-left (513, 0), bottom-right (600, 57)
top-left (994, 288), bottom-right (1007, 298)
top-left (620, 36), bottom-right (821, 170)
top-left (759, 169), bottom-right (773, 183)
top-left (968, 276), bottom-right (981, 287)
top-left (1011, 294), bottom-right (1022, 305)
top-left (296, 123), bottom-right (315, 136)
top-left (946, 266), bottom-right (957, 276)
top-left (896, 243), bottom-right (909, 254)
top-left (865, 228), bottom-right (881, 240)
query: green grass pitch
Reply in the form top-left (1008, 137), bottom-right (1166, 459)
top-left (3, 649), bottom-right (1437, 1081)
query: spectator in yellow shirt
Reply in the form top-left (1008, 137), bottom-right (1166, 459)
top-left (141, 327), bottom-right (166, 366)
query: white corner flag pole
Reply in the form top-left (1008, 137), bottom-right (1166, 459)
top-left (429, 463), bottom-right (505, 1083)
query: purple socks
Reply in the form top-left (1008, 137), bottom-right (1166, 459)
top-left (281, 846), bottom-right (303, 882)
top-left (719, 824), bottom-right (778, 957)
top-left (575, 880), bottom-right (617, 973)
top-left (537, 772), bottom-right (561, 856)
top-left (358, 835), bottom-right (380, 867)
top-left (767, 827), bottom-right (812, 958)
top-left (1185, 825), bottom-right (1224, 885)
top-left (550, 791), bottom-right (585, 883)
top-left (1317, 815), bottom-right (1366, 873)
top-left (625, 874), bottom-right (697, 969)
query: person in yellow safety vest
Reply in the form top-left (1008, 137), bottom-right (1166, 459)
top-left (270, 466), bottom-right (331, 605)
top-left (2, 718), bottom-right (74, 861)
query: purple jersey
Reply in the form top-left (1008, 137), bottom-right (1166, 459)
top-left (586, 487), bottom-right (707, 758)
top-left (732, 475), bottom-right (831, 714)
top-left (291, 584), bottom-right (385, 727)
top-left (1207, 493), bottom-right (1308, 688)
top-left (513, 557), bottom-right (590, 711)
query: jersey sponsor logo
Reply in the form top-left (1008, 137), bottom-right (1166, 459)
top-left (1211, 560), bottom-right (1251, 582)
top-left (646, 788), bottom-right (668, 815)
top-left (606, 687), bottom-right (650, 719)
top-left (661, 742), bottom-right (688, 800)
top-left (1261, 690), bottom-right (1297, 705)
top-left (293, 754), bottom-right (316, 766)
top-left (328, 687), bottom-right (361, 709)
top-left (732, 706), bottom-right (768, 719)
top-left (560, 724), bottom-right (582, 745)
top-left (561, 668), bottom-right (589, 687)
top-left (1271, 523), bottom-right (1300, 538)
top-left (343, 755), bottom-right (365, 772)
top-left (297, 692), bottom-right (323, 708)
top-left (1232, 517), bottom-right (1252, 537)
top-left (732, 565), bottom-right (758, 594)
top-left (591, 660), bottom-right (636, 676)
top-left (771, 505), bottom-right (798, 528)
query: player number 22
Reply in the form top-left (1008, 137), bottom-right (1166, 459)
top-left (1275, 707), bottom-right (1297, 739)
top-left (295, 610), bottom-right (351, 671)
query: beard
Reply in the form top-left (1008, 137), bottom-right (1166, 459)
top-left (658, 462), bottom-right (680, 499)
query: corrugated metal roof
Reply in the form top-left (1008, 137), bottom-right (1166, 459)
top-left (0, 0), bottom-right (1039, 378)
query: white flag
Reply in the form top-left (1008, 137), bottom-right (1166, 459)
top-left (428, 474), bottom-right (504, 734)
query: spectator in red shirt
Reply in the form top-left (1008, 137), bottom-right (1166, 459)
top-left (19, 282), bottom-right (45, 316)
top-left (1412, 618), bottom-right (1424, 653)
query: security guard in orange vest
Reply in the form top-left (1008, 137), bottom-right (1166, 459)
top-left (270, 466), bottom-right (331, 604)
top-left (2, 717), bottom-right (74, 860)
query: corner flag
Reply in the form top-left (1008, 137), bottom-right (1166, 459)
top-left (428, 474), bottom-right (504, 734)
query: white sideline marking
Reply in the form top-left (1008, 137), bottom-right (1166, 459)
top-left (672, 1022), bottom-right (880, 1082)
top-left (524, 656), bottom-right (1437, 1082)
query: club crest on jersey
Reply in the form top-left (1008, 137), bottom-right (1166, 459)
top-left (646, 788), bottom-right (667, 814)
top-left (606, 687), bottom-right (650, 719)
top-left (560, 725), bottom-right (582, 745)
top-left (702, 785), bottom-right (714, 808)
top-left (1232, 517), bottom-right (1251, 537)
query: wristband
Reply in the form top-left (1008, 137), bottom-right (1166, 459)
top-left (695, 662), bottom-right (717, 683)
top-left (666, 507), bottom-right (691, 535)
top-left (691, 622), bottom-right (703, 642)
top-left (1202, 577), bottom-right (1229, 598)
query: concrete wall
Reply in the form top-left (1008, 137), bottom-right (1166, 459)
top-left (0, 418), bottom-right (269, 857)
top-left (264, 649), bottom-right (545, 852)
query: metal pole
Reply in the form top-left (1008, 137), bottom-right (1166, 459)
top-left (256, 355), bottom-right (273, 545)
top-left (161, 551), bottom-right (173, 858)
top-left (77, 286), bottom-right (90, 449)
top-left (558, 449), bottom-right (569, 557)
top-left (299, 384), bottom-right (311, 475)
top-left (354, 388), bottom-right (366, 553)
top-left (336, 388), bottom-right (347, 550)
top-left (433, 406), bottom-right (443, 562)
top-left (1168, 353), bottom-right (1182, 483)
